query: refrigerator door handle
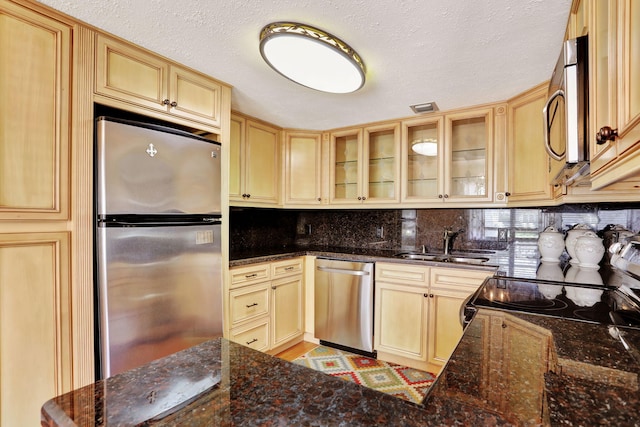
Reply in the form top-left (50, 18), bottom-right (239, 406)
top-left (99, 218), bottom-right (222, 227)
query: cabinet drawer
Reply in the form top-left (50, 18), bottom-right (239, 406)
top-left (229, 283), bottom-right (270, 326)
top-left (271, 257), bottom-right (303, 278)
top-left (375, 262), bottom-right (429, 286)
top-left (230, 320), bottom-right (269, 352)
top-left (230, 263), bottom-right (271, 288)
top-left (430, 267), bottom-right (492, 292)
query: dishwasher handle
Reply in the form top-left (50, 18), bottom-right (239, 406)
top-left (316, 266), bottom-right (371, 276)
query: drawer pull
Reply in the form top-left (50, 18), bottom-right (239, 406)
top-left (285, 266), bottom-right (295, 271)
top-left (246, 338), bottom-right (258, 345)
top-left (245, 273), bottom-right (258, 279)
top-left (246, 302), bottom-right (258, 308)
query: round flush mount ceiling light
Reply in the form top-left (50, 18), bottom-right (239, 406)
top-left (259, 22), bottom-right (366, 94)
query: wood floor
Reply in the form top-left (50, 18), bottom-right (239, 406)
top-left (275, 341), bottom-right (318, 361)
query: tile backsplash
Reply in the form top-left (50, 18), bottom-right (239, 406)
top-left (229, 204), bottom-right (640, 253)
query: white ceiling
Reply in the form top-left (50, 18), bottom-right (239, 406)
top-left (39, 0), bottom-right (572, 130)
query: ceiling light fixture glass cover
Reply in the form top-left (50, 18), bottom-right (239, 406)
top-left (412, 139), bottom-right (438, 156)
top-left (259, 22), bottom-right (366, 94)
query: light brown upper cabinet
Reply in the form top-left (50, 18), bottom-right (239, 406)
top-left (283, 130), bottom-right (324, 206)
top-left (401, 106), bottom-right (495, 204)
top-left (506, 83), bottom-right (554, 204)
top-left (590, 0), bottom-right (640, 189)
top-left (329, 123), bottom-right (400, 206)
top-left (0, 1), bottom-right (70, 220)
top-left (230, 113), bottom-right (280, 206)
top-left (95, 34), bottom-right (224, 129)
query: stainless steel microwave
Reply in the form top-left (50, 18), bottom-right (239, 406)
top-left (543, 35), bottom-right (589, 186)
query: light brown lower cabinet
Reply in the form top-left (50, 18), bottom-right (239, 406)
top-left (374, 262), bottom-right (492, 373)
top-left (228, 258), bottom-right (304, 354)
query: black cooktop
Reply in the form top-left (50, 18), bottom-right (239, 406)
top-left (468, 276), bottom-right (640, 329)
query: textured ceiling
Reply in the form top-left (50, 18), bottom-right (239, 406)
top-left (39, 0), bottom-right (572, 130)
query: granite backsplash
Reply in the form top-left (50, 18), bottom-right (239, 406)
top-left (229, 204), bottom-right (640, 254)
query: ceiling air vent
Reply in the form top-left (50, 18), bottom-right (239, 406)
top-left (410, 102), bottom-right (439, 114)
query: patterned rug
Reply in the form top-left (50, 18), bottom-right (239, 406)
top-left (292, 345), bottom-right (436, 404)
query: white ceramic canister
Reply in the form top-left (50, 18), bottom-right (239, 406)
top-left (574, 231), bottom-right (605, 268)
top-left (565, 224), bottom-right (593, 264)
top-left (537, 226), bottom-right (564, 262)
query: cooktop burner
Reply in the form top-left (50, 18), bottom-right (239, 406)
top-left (468, 276), bottom-right (640, 329)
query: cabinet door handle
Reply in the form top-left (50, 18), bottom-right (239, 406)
top-left (246, 338), bottom-right (258, 345)
top-left (596, 126), bottom-right (618, 144)
top-left (245, 302), bottom-right (258, 308)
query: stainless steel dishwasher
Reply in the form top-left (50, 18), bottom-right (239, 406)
top-left (314, 258), bottom-right (375, 356)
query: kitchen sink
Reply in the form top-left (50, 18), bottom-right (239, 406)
top-left (394, 252), bottom-right (490, 265)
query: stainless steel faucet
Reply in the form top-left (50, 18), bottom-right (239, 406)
top-left (443, 228), bottom-right (465, 254)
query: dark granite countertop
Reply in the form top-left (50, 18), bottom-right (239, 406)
top-left (229, 244), bottom-right (500, 273)
top-left (42, 310), bottom-right (640, 426)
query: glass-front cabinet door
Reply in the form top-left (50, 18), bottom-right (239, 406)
top-left (402, 116), bottom-right (444, 202)
top-left (445, 108), bottom-right (493, 202)
top-left (364, 123), bottom-right (400, 203)
top-left (401, 108), bottom-right (493, 204)
top-left (330, 128), bottom-right (362, 204)
top-left (330, 125), bottom-right (400, 205)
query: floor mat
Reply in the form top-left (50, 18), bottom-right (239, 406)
top-left (292, 345), bottom-right (436, 404)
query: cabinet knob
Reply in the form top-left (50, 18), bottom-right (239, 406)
top-left (596, 126), bottom-right (618, 144)
top-left (430, 293), bottom-right (434, 298)
top-left (505, 192), bottom-right (511, 197)
top-left (362, 196), bottom-right (366, 201)
top-left (358, 196), bottom-right (362, 200)
top-left (423, 293), bottom-right (428, 298)
top-left (317, 197), bottom-right (321, 202)
top-left (170, 101), bottom-right (177, 107)
top-left (443, 194), bottom-right (449, 199)
top-left (438, 194), bottom-right (443, 199)
top-left (162, 99), bottom-right (170, 105)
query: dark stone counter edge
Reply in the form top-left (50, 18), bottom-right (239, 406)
top-left (229, 246), bottom-right (499, 273)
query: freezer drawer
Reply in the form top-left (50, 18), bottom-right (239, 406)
top-left (96, 223), bottom-right (222, 377)
top-left (314, 259), bottom-right (374, 354)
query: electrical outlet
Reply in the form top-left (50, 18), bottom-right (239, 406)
top-left (498, 228), bottom-right (508, 242)
top-left (376, 225), bottom-right (384, 238)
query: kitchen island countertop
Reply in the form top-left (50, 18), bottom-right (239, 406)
top-left (42, 307), bottom-right (640, 426)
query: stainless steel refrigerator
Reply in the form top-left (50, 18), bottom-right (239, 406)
top-left (95, 116), bottom-right (223, 378)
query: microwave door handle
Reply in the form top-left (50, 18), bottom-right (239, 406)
top-left (543, 89), bottom-right (567, 161)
